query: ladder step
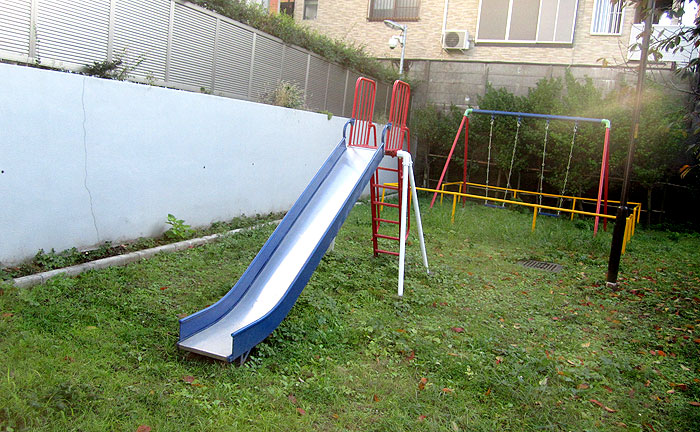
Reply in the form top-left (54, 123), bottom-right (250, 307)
top-left (375, 234), bottom-right (400, 241)
top-left (372, 201), bottom-right (399, 208)
top-left (375, 249), bottom-right (400, 256)
top-left (377, 167), bottom-right (399, 173)
top-left (375, 184), bottom-right (399, 191)
top-left (373, 218), bottom-right (399, 225)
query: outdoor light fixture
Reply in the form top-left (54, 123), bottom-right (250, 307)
top-left (383, 19), bottom-right (407, 75)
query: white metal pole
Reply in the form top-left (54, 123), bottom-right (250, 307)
top-left (399, 27), bottom-right (407, 75)
top-left (407, 158), bottom-right (429, 273)
top-left (396, 150), bottom-right (429, 297)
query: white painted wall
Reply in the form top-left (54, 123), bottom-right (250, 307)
top-left (0, 63), bottom-right (396, 265)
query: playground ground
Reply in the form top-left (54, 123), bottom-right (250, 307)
top-left (1, 196), bottom-right (698, 431)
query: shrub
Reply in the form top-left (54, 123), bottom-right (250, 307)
top-left (261, 81), bottom-right (305, 109)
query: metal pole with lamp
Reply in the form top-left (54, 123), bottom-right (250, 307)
top-left (384, 19), bottom-right (407, 75)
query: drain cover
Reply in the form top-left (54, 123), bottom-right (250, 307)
top-left (518, 260), bottom-right (563, 272)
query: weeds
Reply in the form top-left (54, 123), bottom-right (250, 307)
top-left (260, 81), bottom-right (305, 109)
top-left (164, 214), bottom-right (194, 241)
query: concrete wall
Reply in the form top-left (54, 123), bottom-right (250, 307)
top-left (0, 63), bottom-right (390, 265)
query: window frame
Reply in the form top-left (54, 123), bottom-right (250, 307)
top-left (303, 0), bottom-right (318, 20)
top-left (475, 0), bottom-right (580, 45)
top-left (590, 0), bottom-right (625, 36)
top-left (367, 0), bottom-right (421, 22)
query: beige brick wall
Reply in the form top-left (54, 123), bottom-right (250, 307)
top-left (295, 0), bottom-right (636, 67)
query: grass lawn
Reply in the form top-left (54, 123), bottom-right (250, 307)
top-left (1, 196), bottom-right (699, 431)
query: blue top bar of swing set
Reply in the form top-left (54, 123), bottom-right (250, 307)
top-left (464, 108), bottom-right (610, 127)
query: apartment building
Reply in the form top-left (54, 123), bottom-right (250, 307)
top-left (291, 1), bottom-right (688, 105)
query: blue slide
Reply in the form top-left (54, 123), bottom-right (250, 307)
top-left (178, 135), bottom-right (384, 362)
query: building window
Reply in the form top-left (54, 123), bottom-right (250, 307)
top-left (591, 0), bottom-right (624, 35)
top-left (303, 0), bottom-right (317, 20)
top-left (280, 1), bottom-right (295, 15)
top-left (476, 0), bottom-right (579, 44)
top-left (368, 0), bottom-right (421, 21)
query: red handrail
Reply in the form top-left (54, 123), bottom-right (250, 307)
top-left (385, 80), bottom-right (411, 155)
top-left (348, 77), bottom-right (377, 148)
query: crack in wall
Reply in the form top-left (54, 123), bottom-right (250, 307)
top-left (81, 76), bottom-right (100, 242)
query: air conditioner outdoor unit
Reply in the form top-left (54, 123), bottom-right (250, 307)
top-left (443, 30), bottom-right (469, 50)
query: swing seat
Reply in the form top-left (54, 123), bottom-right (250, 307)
top-left (538, 210), bottom-right (560, 218)
top-left (484, 203), bottom-right (506, 209)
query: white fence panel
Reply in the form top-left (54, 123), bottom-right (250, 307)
top-left (113, 0), bottom-right (170, 80)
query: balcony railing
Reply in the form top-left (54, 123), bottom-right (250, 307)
top-left (368, 0), bottom-right (420, 21)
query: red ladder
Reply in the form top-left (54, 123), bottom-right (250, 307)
top-left (371, 80), bottom-right (411, 257)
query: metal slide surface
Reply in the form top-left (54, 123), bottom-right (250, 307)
top-left (178, 141), bottom-right (384, 362)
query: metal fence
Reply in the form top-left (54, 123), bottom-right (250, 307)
top-left (0, 0), bottom-right (391, 118)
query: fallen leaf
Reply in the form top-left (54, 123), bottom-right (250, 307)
top-left (495, 356), bottom-right (504, 364)
top-left (418, 377), bottom-right (427, 390)
top-left (373, 394), bottom-right (380, 402)
top-left (136, 426), bottom-right (151, 432)
top-left (1, 312), bottom-right (13, 318)
top-left (602, 385), bottom-right (613, 393)
top-left (552, 316), bottom-right (559, 321)
top-left (589, 399), bottom-right (617, 412)
top-left (332, 413), bottom-right (339, 419)
top-left (160, 286), bottom-right (168, 290)
top-left (539, 377), bottom-right (548, 386)
top-left (418, 415), bottom-right (427, 421)
top-left (484, 388), bottom-right (492, 396)
top-left (442, 387), bottom-right (453, 393)
top-left (693, 339), bottom-right (700, 344)
top-left (451, 327), bottom-right (465, 333)
top-left (577, 383), bottom-right (590, 390)
top-left (288, 394), bottom-right (297, 405)
top-left (183, 375), bottom-right (195, 384)
top-left (615, 421), bottom-right (628, 428)
top-left (406, 350), bottom-right (415, 361)
top-left (296, 407), bottom-right (306, 415)
top-left (689, 401), bottom-right (700, 407)
top-left (176, 313), bottom-right (188, 319)
top-left (396, 328), bottom-right (405, 333)
top-left (581, 342), bottom-right (591, 348)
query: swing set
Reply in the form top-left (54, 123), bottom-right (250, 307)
top-left (430, 108), bottom-right (638, 237)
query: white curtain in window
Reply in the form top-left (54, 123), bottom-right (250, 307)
top-left (592, 0), bottom-right (623, 34)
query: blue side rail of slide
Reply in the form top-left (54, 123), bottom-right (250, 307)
top-left (178, 138), bottom-right (384, 362)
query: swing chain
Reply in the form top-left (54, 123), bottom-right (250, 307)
top-left (485, 115), bottom-right (495, 202)
top-left (505, 117), bottom-right (521, 199)
top-left (558, 122), bottom-right (578, 210)
top-left (538, 120), bottom-right (550, 207)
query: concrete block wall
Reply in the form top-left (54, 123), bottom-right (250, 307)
top-left (406, 60), bottom-right (667, 108)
